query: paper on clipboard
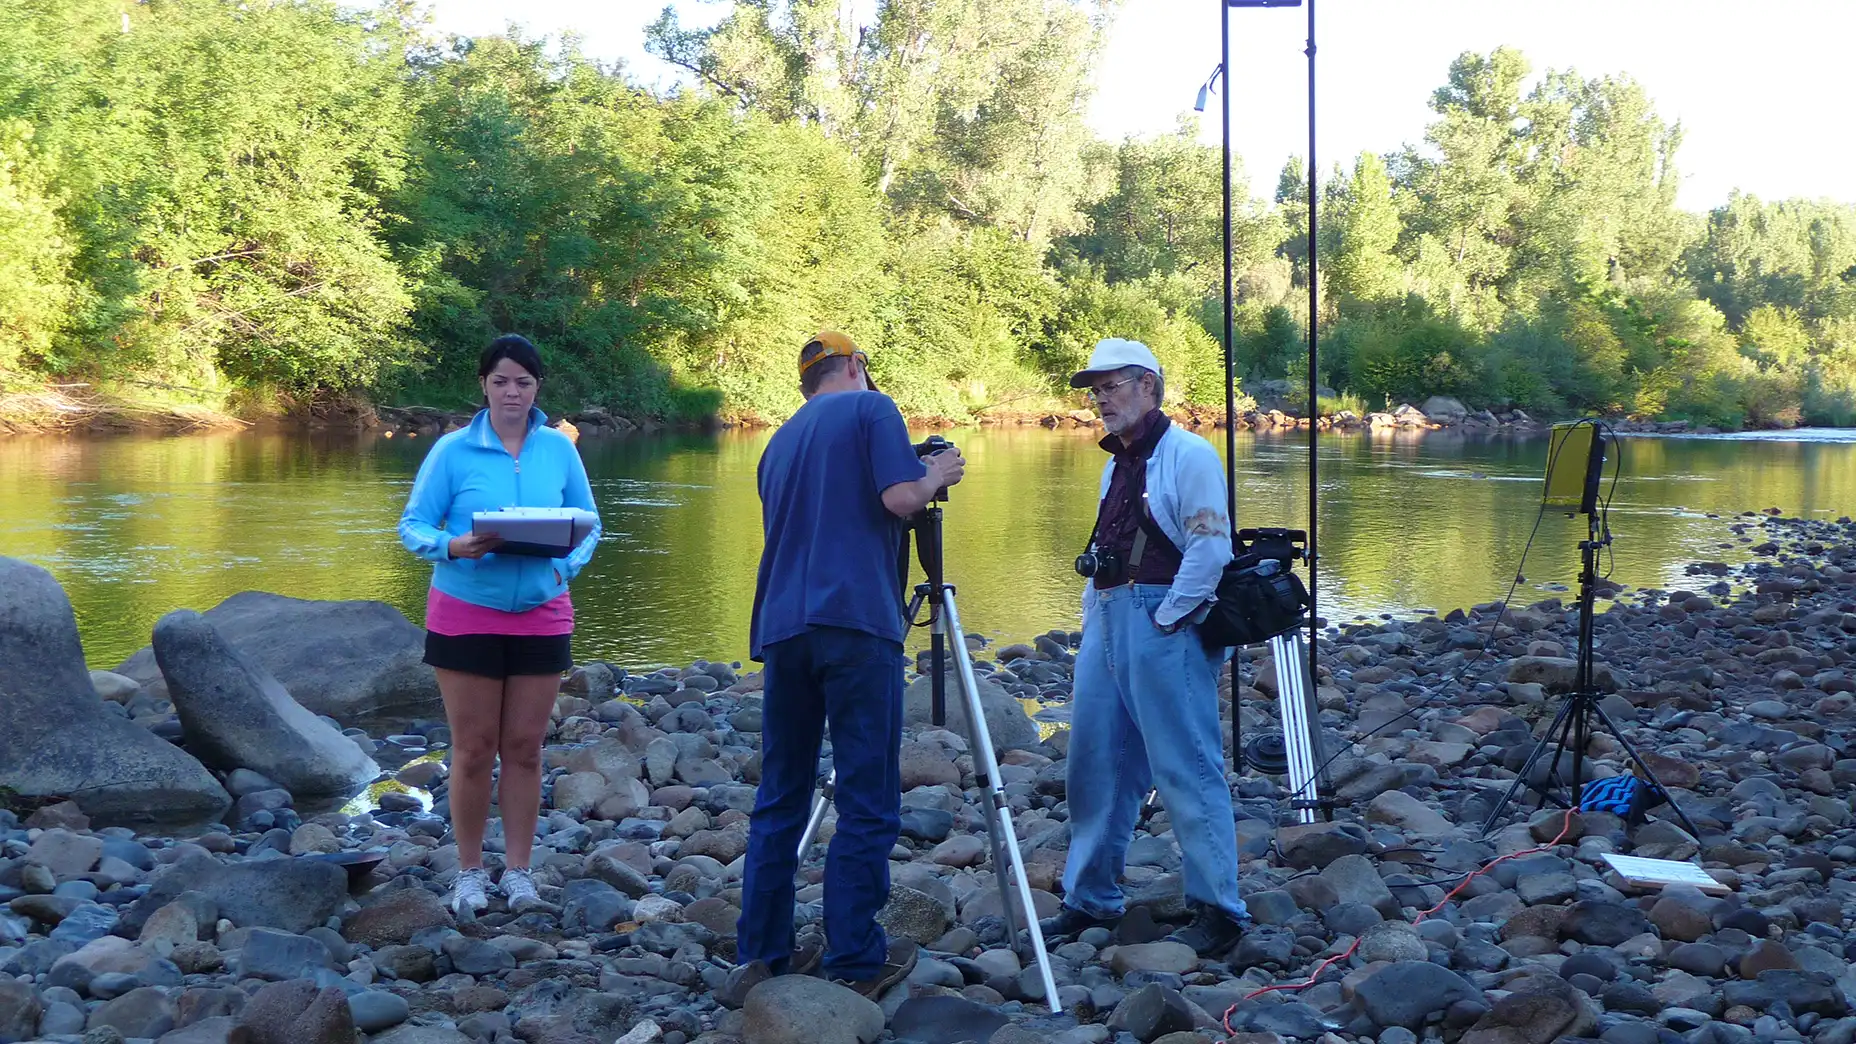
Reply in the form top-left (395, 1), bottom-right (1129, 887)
top-left (471, 507), bottom-right (597, 558)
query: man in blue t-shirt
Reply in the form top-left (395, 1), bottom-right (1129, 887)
top-left (732, 331), bottom-right (965, 1000)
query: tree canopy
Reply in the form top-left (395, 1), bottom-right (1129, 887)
top-left (0, 2), bottom-right (1851, 429)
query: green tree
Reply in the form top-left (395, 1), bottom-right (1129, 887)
top-left (1326, 152), bottom-right (1402, 304)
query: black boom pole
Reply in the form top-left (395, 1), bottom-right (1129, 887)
top-left (1303, 0), bottom-right (1319, 723)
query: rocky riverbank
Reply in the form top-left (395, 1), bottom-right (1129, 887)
top-left (4, 512), bottom-right (1856, 1044)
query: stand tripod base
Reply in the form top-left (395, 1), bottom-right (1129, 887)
top-left (794, 583), bottom-right (1061, 1012)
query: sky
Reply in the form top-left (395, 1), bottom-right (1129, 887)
top-left (420, 0), bottom-right (1855, 213)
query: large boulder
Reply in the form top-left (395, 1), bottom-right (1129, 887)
top-left (152, 610), bottom-right (380, 795)
top-left (904, 667), bottom-right (1039, 753)
top-left (117, 592), bottom-right (437, 724)
top-left (122, 850), bottom-right (349, 936)
top-left (1421, 396), bottom-right (1469, 424)
top-left (0, 557), bottom-right (230, 823)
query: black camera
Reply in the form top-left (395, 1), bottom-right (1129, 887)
top-left (913, 434), bottom-right (956, 503)
top-left (914, 434), bottom-right (955, 458)
top-left (1074, 545), bottom-right (1123, 580)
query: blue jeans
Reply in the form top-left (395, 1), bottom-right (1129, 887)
top-left (1063, 584), bottom-right (1247, 921)
top-left (736, 626), bottom-right (903, 980)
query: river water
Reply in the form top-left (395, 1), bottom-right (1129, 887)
top-left (4, 426), bottom-right (1853, 671)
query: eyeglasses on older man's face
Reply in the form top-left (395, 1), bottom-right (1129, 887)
top-left (1086, 375), bottom-right (1142, 402)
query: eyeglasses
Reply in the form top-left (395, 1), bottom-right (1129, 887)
top-left (1086, 376), bottom-right (1140, 402)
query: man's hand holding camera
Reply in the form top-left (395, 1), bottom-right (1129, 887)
top-left (924, 445), bottom-right (966, 491)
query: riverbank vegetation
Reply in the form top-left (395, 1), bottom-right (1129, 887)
top-left (1, 0), bottom-right (1852, 431)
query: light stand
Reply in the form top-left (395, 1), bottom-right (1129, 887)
top-left (1478, 428), bottom-right (1702, 839)
top-left (796, 487), bottom-right (1061, 1011)
top-left (1193, 0), bottom-right (1331, 824)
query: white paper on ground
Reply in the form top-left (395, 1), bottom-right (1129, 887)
top-left (1600, 853), bottom-right (1732, 894)
top-left (471, 508), bottom-right (597, 557)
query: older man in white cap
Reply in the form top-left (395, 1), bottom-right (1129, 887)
top-left (1040, 338), bottom-right (1250, 958)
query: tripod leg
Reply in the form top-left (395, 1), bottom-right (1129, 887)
top-left (941, 589), bottom-right (1062, 1012)
top-left (1480, 695), bottom-right (1577, 838)
top-left (1272, 633), bottom-right (1321, 825)
top-left (796, 770), bottom-right (836, 861)
top-left (1533, 694), bottom-right (1584, 814)
top-left (1586, 703), bottom-right (1706, 841)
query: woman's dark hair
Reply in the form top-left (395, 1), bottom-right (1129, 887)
top-left (479, 334), bottom-right (544, 381)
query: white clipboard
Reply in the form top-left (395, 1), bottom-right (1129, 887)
top-left (470, 507), bottom-right (597, 558)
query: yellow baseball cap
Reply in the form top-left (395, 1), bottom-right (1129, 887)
top-left (799, 331), bottom-right (877, 391)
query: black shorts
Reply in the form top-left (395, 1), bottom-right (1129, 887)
top-left (423, 631), bottom-right (573, 679)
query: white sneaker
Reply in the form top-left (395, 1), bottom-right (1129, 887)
top-left (500, 867), bottom-right (539, 908)
top-left (450, 868), bottom-right (491, 914)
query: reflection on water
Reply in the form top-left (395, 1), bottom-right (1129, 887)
top-left (3, 427), bottom-right (1853, 672)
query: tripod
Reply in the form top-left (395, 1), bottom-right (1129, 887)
top-left (1479, 507), bottom-right (1702, 840)
top-left (793, 493), bottom-right (1061, 1011)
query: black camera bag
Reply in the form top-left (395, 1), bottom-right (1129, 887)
top-left (1199, 554), bottom-right (1309, 648)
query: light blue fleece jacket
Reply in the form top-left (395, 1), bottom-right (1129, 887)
top-left (398, 407), bottom-right (601, 613)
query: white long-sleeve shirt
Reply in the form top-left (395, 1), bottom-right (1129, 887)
top-left (1082, 423), bottom-right (1233, 629)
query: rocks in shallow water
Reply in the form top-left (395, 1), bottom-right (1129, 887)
top-left (152, 608), bottom-right (381, 795)
top-left (0, 556), bottom-right (231, 821)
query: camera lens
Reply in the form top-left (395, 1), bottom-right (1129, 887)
top-left (1074, 552), bottom-right (1097, 578)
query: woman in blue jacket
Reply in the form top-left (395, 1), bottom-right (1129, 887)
top-left (399, 335), bottom-right (601, 914)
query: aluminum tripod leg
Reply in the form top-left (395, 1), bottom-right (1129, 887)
top-left (1270, 631), bottom-right (1329, 824)
top-left (796, 770), bottom-right (835, 859)
top-left (941, 590), bottom-right (1062, 1012)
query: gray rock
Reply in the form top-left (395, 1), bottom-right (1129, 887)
top-left (442, 935), bottom-right (515, 976)
top-left (26, 829), bottom-right (104, 877)
top-left (887, 996), bottom-right (1010, 1044)
top-left (340, 886), bottom-right (452, 948)
top-left (0, 557), bottom-right (230, 821)
top-left (117, 591), bottom-right (439, 724)
top-left (1275, 821), bottom-right (1371, 869)
top-left (1515, 871), bottom-right (1577, 906)
top-left (1353, 961), bottom-right (1482, 1029)
top-left (152, 610), bottom-right (381, 795)
top-left (86, 985), bottom-right (174, 1039)
top-left (1321, 854), bottom-right (1399, 916)
top-left (1367, 790), bottom-right (1456, 838)
top-left (367, 1027), bottom-right (475, 1044)
top-left (905, 667), bottom-right (1038, 752)
top-left (153, 1015), bottom-right (239, 1044)
top-left (0, 977), bottom-right (43, 1043)
top-left (876, 885), bottom-right (950, 946)
top-left (1106, 983), bottom-right (1195, 1042)
top-left (743, 975), bottom-right (885, 1044)
top-left (1559, 900), bottom-right (1651, 947)
top-left (1358, 921), bottom-right (1428, 963)
top-left (123, 851), bottom-right (349, 936)
top-left (346, 989), bottom-right (410, 1032)
top-left (237, 928), bottom-right (332, 981)
top-left (235, 979), bottom-right (356, 1044)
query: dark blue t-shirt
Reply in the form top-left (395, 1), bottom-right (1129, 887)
top-left (750, 391), bottom-right (928, 660)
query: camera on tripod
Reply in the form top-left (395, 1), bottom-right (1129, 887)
top-left (914, 434), bottom-right (956, 503)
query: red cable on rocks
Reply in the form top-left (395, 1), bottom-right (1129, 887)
top-left (1220, 808), bottom-right (1578, 1038)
